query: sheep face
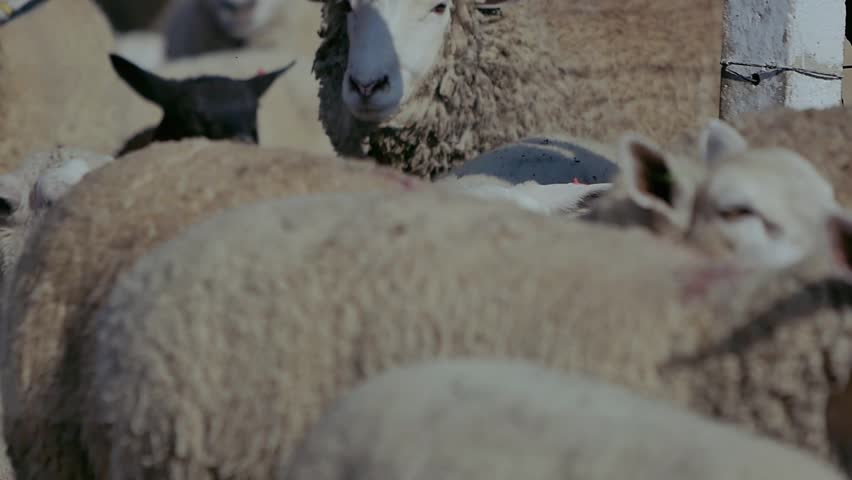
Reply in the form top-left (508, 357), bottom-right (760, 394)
top-left (110, 54), bottom-right (294, 146)
top-left (204, 0), bottom-right (282, 39)
top-left (685, 120), bottom-right (838, 270)
top-left (338, 0), bottom-right (453, 122)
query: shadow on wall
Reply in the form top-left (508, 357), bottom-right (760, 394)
top-left (448, 137), bottom-right (620, 185)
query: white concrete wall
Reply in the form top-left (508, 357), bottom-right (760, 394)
top-left (720, 0), bottom-right (844, 120)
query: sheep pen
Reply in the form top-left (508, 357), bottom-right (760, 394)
top-left (313, 0), bottom-right (724, 177)
top-left (282, 359), bottom-right (845, 480)
top-left (63, 188), bottom-right (852, 478)
top-left (0, 139), bottom-right (422, 480)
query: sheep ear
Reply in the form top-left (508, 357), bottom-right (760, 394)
top-left (619, 133), bottom-right (680, 214)
top-left (247, 60), bottom-right (296, 99)
top-left (109, 53), bottom-right (177, 106)
top-left (698, 119), bottom-right (748, 166)
top-left (826, 211), bottom-right (852, 276)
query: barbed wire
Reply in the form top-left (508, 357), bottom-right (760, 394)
top-left (721, 60), bottom-right (843, 86)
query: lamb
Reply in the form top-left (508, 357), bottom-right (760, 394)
top-left (0, 147), bottom-right (113, 292)
top-left (0, 0), bottom-right (156, 172)
top-left (130, 47), bottom-right (336, 156)
top-left (282, 359), bottom-right (845, 480)
top-left (109, 53), bottom-right (296, 155)
top-left (583, 119), bottom-right (844, 270)
top-left (312, 0), bottom-right (724, 178)
top-left (0, 138), bottom-right (422, 479)
top-left (692, 106), bottom-right (852, 209)
top-left (60, 187), bottom-right (852, 478)
top-left (160, 0), bottom-right (323, 62)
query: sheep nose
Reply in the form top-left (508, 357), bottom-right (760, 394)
top-left (348, 74), bottom-right (390, 100)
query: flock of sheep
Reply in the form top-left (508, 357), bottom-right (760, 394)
top-left (3, 0), bottom-right (852, 478)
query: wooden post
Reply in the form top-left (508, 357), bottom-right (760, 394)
top-left (720, 0), bottom-right (845, 121)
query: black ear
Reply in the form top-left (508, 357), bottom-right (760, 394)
top-left (109, 53), bottom-right (176, 106)
top-left (247, 60), bottom-right (296, 99)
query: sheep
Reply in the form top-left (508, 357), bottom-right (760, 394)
top-left (692, 106), bottom-right (852, 209)
top-left (0, 147), bottom-right (114, 293)
top-left (65, 187), bottom-right (852, 478)
top-left (0, 0), bottom-right (47, 25)
top-left (582, 119), bottom-right (844, 270)
top-left (129, 47), bottom-right (336, 156)
top-left (435, 174), bottom-right (612, 217)
top-left (160, 0), bottom-right (323, 62)
top-left (444, 135), bottom-right (620, 186)
top-left (282, 359), bottom-right (846, 480)
top-left (109, 53), bottom-right (296, 156)
top-left (0, 0), bottom-right (157, 173)
top-left (312, 0), bottom-right (724, 178)
top-left (0, 138), bottom-right (422, 480)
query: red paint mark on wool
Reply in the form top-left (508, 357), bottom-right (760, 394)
top-left (572, 177), bottom-right (585, 185)
top-left (257, 69), bottom-right (267, 75)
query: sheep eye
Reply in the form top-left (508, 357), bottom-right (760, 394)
top-left (432, 2), bottom-right (447, 14)
top-left (718, 205), bottom-right (754, 221)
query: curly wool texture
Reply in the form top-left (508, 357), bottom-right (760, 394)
top-left (0, 0), bottom-right (156, 173)
top-left (79, 189), bottom-right (852, 478)
top-left (0, 139), bottom-right (420, 480)
top-left (667, 107), bottom-right (852, 209)
top-left (283, 359), bottom-right (844, 480)
top-left (313, 0), bottom-right (724, 178)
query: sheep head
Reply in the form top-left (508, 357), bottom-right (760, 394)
top-left (109, 53), bottom-right (294, 147)
top-left (313, 0), bottom-right (524, 175)
top-left (685, 119), bottom-right (839, 270)
top-left (201, 0), bottom-right (283, 39)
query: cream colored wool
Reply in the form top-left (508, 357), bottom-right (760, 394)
top-left (314, 0), bottom-right (724, 178)
top-left (0, 0), bottom-right (156, 173)
top-left (0, 139), bottom-right (420, 480)
top-left (75, 188), bottom-right (852, 478)
top-left (283, 359), bottom-right (845, 480)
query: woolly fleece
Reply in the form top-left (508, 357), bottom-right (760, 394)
top-left (0, 139), bottom-right (420, 480)
top-left (283, 359), bottom-right (845, 480)
top-left (314, 0), bottom-right (724, 178)
top-left (76, 188), bottom-right (852, 477)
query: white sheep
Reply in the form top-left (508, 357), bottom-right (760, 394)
top-left (583, 119), bottom-right (844, 270)
top-left (282, 359), bottom-right (845, 480)
top-left (0, 138), bottom-right (423, 480)
top-left (312, 0), bottom-right (724, 178)
top-left (66, 187), bottom-right (852, 478)
top-left (160, 0), bottom-right (323, 61)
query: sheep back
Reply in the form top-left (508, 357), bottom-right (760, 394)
top-left (283, 359), bottom-right (845, 480)
top-left (0, 139), bottom-right (419, 480)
